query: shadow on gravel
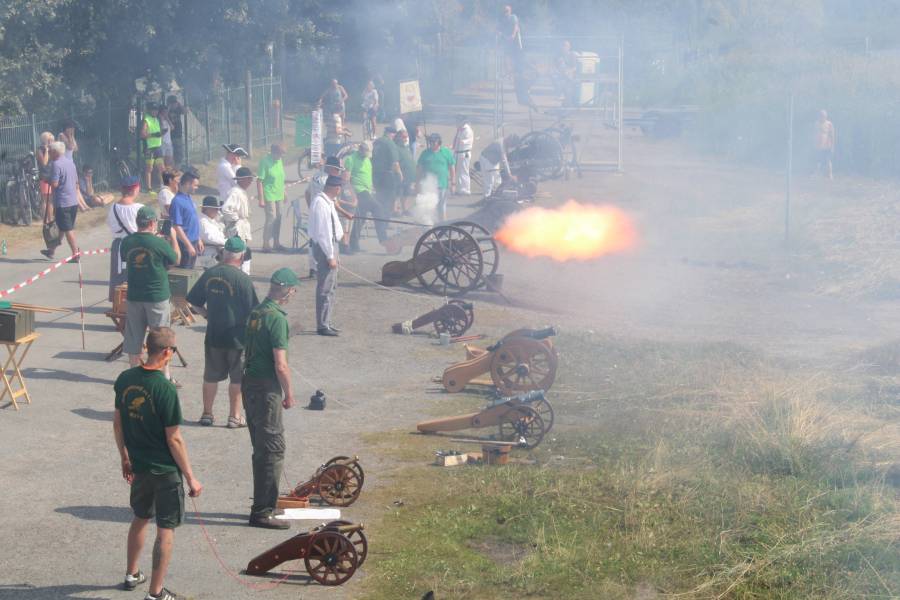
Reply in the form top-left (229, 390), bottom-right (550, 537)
top-left (71, 408), bottom-right (114, 422)
top-left (0, 258), bottom-right (45, 265)
top-left (35, 321), bottom-right (115, 332)
top-left (56, 505), bottom-right (251, 527)
top-left (21, 368), bottom-right (114, 385)
top-left (54, 351), bottom-right (110, 361)
top-left (0, 584), bottom-right (118, 599)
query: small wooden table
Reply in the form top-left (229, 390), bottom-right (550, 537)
top-left (0, 332), bottom-right (39, 410)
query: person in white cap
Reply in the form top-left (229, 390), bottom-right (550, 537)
top-left (217, 144), bottom-right (249, 200)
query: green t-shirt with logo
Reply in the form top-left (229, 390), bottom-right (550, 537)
top-left (257, 155), bottom-right (286, 202)
top-left (186, 263), bottom-right (259, 349)
top-left (343, 152), bottom-right (374, 194)
top-left (417, 147), bottom-right (456, 189)
top-left (114, 366), bottom-right (182, 474)
top-left (243, 298), bottom-right (289, 381)
top-left (120, 232), bottom-right (178, 303)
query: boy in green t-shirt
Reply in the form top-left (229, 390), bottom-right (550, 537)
top-left (113, 327), bottom-right (202, 600)
top-left (416, 133), bottom-right (456, 221)
top-left (256, 144), bottom-right (294, 253)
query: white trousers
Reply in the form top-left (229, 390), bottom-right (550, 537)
top-left (481, 157), bottom-right (501, 199)
top-left (456, 151), bottom-right (471, 194)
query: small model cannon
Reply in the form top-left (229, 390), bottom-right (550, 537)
top-left (247, 520), bottom-right (367, 586)
top-left (278, 456), bottom-right (364, 508)
top-left (442, 327), bottom-right (558, 395)
top-left (392, 299), bottom-right (474, 336)
top-left (417, 390), bottom-right (554, 449)
top-left (381, 222), bottom-right (500, 297)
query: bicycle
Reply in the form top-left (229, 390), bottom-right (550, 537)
top-left (3, 153), bottom-right (42, 226)
top-left (110, 145), bottom-right (136, 181)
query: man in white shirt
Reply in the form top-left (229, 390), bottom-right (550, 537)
top-left (198, 196), bottom-right (226, 269)
top-left (220, 167), bottom-right (254, 274)
top-left (453, 115), bottom-right (474, 195)
top-left (217, 144), bottom-right (249, 200)
top-left (308, 175), bottom-right (345, 337)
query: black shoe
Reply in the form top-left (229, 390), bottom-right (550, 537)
top-left (40, 249), bottom-right (55, 259)
top-left (317, 328), bottom-right (339, 337)
top-left (342, 246), bottom-right (356, 255)
top-left (308, 269), bottom-right (317, 279)
top-left (248, 514), bottom-right (290, 530)
top-left (349, 244), bottom-right (361, 253)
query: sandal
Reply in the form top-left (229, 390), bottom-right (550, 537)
top-left (199, 413), bottom-right (215, 426)
top-left (227, 415), bottom-right (247, 429)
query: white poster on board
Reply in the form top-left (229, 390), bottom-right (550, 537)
top-left (310, 109), bottom-right (323, 164)
top-left (399, 80), bottom-right (423, 114)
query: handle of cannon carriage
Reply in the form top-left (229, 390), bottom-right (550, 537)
top-left (527, 326), bottom-right (558, 340)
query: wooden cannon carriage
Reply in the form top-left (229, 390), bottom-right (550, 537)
top-left (392, 299), bottom-right (474, 336)
top-left (277, 456), bottom-right (364, 509)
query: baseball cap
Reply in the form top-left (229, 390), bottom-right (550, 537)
top-left (120, 175), bottom-right (140, 189)
top-left (201, 196), bottom-right (221, 209)
top-left (224, 236), bottom-right (246, 252)
top-left (223, 144), bottom-right (249, 157)
top-left (271, 267), bottom-right (300, 287)
top-left (235, 166), bottom-right (253, 179)
top-left (136, 205), bottom-right (157, 227)
top-left (325, 175), bottom-right (343, 187)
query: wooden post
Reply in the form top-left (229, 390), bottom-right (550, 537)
top-left (245, 70), bottom-right (253, 156)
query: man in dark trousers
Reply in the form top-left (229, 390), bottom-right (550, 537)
top-left (242, 268), bottom-right (299, 529)
top-left (186, 236), bottom-right (259, 429)
top-left (308, 176), bottom-right (344, 336)
top-left (372, 126), bottom-right (403, 216)
top-left (113, 327), bottom-right (202, 600)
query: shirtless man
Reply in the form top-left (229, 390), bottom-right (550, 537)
top-left (814, 110), bottom-right (835, 180)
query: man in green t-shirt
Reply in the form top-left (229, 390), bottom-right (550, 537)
top-left (186, 236), bottom-right (259, 429)
top-left (242, 267), bottom-right (299, 529)
top-left (120, 206), bottom-right (181, 379)
top-left (113, 327), bottom-right (202, 600)
top-left (417, 133), bottom-right (456, 222)
top-left (256, 144), bottom-right (293, 253)
top-left (372, 126), bottom-right (403, 215)
top-left (344, 143), bottom-right (387, 252)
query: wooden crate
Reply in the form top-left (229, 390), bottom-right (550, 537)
top-left (112, 284), bottom-right (128, 314)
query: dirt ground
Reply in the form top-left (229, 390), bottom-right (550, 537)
top-left (1, 83), bottom-right (898, 599)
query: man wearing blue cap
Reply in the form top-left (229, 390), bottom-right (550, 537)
top-left (241, 267), bottom-right (298, 528)
top-left (187, 237), bottom-right (258, 429)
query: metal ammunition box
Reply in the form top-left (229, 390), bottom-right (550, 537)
top-left (0, 309), bottom-right (35, 342)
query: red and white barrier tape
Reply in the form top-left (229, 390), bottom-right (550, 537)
top-left (0, 247), bottom-right (110, 298)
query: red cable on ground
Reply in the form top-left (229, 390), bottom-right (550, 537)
top-left (190, 496), bottom-right (299, 591)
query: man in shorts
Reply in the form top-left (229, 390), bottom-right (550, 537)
top-left (40, 141), bottom-right (80, 260)
top-left (120, 206), bottom-right (181, 382)
top-left (113, 327), bottom-right (202, 600)
top-left (141, 104), bottom-right (167, 191)
top-left (814, 109), bottom-right (835, 180)
top-left (186, 236), bottom-right (259, 429)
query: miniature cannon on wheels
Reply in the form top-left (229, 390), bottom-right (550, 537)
top-left (392, 299), bottom-right (474, 336)
top-left (381, 222), bottom-right (500, 297)
top-left (442, 327), bottom-right (558, 395)
top-left (417, 390), bottom-right (554, 449)
top-left (277, 456), bottom-right (364, 508)
top-left (247, 520), bottom-right (367, 586)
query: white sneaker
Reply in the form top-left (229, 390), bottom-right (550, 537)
top-left (123, 570), bottom-right (146, 590)
top-left (145, 588), bottom-right (181, 600)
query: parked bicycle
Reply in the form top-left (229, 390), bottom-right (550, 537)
top-left (1, 152), bottom-right (42, 226)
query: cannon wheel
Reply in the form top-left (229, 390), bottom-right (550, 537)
top-left (497, 405), bottom-right (545, 449)
top-left (433, 303), bottom-right (472, 337)
top-left (452, 221), bottom-right (499, 282)
top-left (448, 299), bottom-right (475, 331)
top-left (323, 456), bottom-right (365, 487)
top-left (490, 337), bottom-right (558, 395)
top-left (499, 398), bottom-right (554, 441)
top-left (317, 464), bottom-right (363, 507)
top-left (325, 520), bottom-right (368, 566)
top-left (304, 530), bottom-right (359, 586)
top-left (413, 225), bottom-right (484, 296)
top-left (516, 131), bottom-right (565, 181)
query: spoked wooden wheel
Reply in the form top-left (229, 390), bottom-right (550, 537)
top-left (490, 337), bottom-right (559, 395)
top-left (323, 456), bottom-right (365, 487)
top-left (433, 302), bottom-right (471, 336)
top-left (497, 405), bottom-right (545, 449)
top-left (414, 225), bottom-right (484, 296)
top-left (325, 520), bottom-right (368, 566)
top-left (452, 221), bottom-right (499, 282)
top-left (448, 299), bottom-right (475, 330)
top-left (304, 530), bottom-right (359, 586)
top-left (317, 464), bottom-right (363, 507)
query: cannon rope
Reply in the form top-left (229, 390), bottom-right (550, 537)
top-left (339, 264), bottom-right (446, 307)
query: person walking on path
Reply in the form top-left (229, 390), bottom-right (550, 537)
top-left (309, 176), bottom-right (344, 336)
top-left (113, 326), bottom-right (202, 600)
top-left (361, 80), bottom-right (379, 140)
top-left (187, 236), bottom-right (258, 429)
top-left (814, 109), bottom-right (835, 180)
top-left (417, 133), bottom-right (456, 222)
top-left (257, 144), bottom-right (291, 253)
top-left (140, 105), bottom-right (167, 191)
top-left (120, 206), bottom-right (181, 382)
top-left (168, 172), bottom-right (203, 269)
top-left (107, 175), bottom-right (144, 301)
top-left (318, 78), bottom-right (349, 122)
top-left (452, 115), bottom-right (474, 196)
top-left (242, 267), bottom-right (299, 529)
top-left (217, 144), bottom-right (248, 200)
top-left (221, 166), bottom-right (255, 275)
top-left (40, 141), bottom-right (81, 261)
top-left (372, 126), bottom-right (403, 215)
top-left (344, 143), bottom-right (385, 253)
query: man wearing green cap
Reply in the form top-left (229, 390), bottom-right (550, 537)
top-left (120, 206), bottom-right (181, 381)
top-left (186, 237), bottom-right (259, 430)
top-left (241, 267), bottom-right (298, 529)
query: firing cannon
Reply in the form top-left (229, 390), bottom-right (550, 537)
top-left (381, 221), bottom-right (500, 297)
top-left (392, 299), bottom-right (474, 336)
top-left (442, 327), bottom-right (559, 395)
top-left (277, 456), bottom-right (364, 508)
top-left (417, 390), bottom-right (554, 449)
top-left (247, 520), bottom-right (367, 586)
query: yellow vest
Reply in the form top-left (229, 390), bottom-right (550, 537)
top-left (144, 115), bottom-right (162, 150)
